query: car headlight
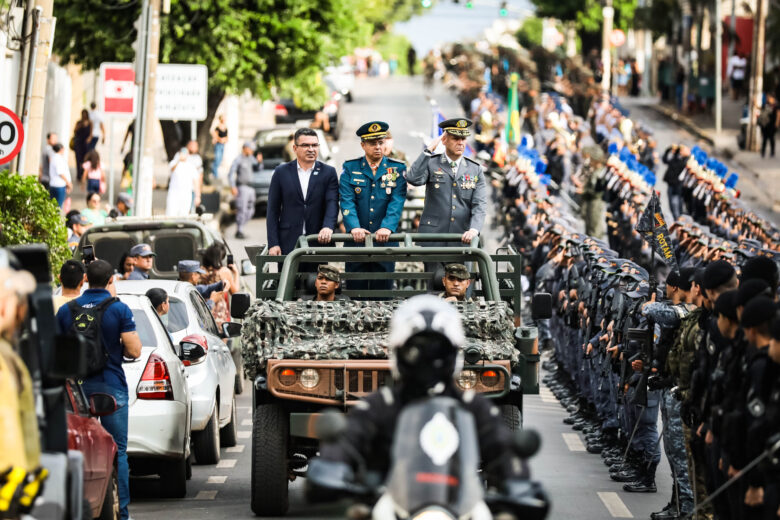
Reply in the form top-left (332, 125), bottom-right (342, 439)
top-left (299, 368), bottom-right (320, 389)
top-left (456, 370), bottom-right (477, 390)
top-left (411, 508), bottom-right (457, 520)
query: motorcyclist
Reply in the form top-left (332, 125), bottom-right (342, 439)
top-left (314, 295), bottom-right (540, 495)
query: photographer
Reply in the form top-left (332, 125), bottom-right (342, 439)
top-left (56, 260), bottom-right (141, 520)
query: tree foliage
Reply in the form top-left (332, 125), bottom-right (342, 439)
top-left (0, 173), bottom-right (69, 280)
top-left (530, 0), bottom-right (638, 39)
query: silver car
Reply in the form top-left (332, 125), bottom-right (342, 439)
top-left (119, 294), bottom-right (192, 498)
top-left (117, 280), bottom-right (238, 465)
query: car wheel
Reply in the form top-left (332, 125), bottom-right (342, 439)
top-left (220, 397), bottom-right (238, 447)
top-left (501, 404), bottom-right (522, 431)
top-left (250, 404), bottom-right (289, 516)
top-left (159, 456), bottom-right (187, 498)
top-left (193, 403), bottom-right (221, 465)
top-left (185, 454), bottom-right (193, 480)
top-left (98, 468), bottom-right (119, 520)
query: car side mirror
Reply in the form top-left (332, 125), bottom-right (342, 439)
top-left (48, 334), bottom-right (88, 379)
top-left (221, 321), bottom-right (242, 338)
top-left (179, 341), bottom-right (207, 366)
top-left (240, 259), bottom-right (256, 276)
top-left (531, 293), bottom-right (552, 321)
top-left (89, 393), bottom-right (118, 417)
top-left (514, 429), bottom-right (542, 458)
top-left (231, 292), bottom-right (251, 319)
top-left (315, 409), bottom-right (348, 442)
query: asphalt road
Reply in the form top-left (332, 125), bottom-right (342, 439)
top-left (129, 76), bottom-right (682, 520)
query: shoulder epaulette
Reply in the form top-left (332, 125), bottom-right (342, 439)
top-left (386, 157), bottom-right (406, 165)
top-left (464, 156), bottom-right (482, 166)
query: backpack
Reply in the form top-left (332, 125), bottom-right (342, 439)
top-left (758, 106), bottom-right (772, 127)
top-left (67, 297), bottom-right (118, 377)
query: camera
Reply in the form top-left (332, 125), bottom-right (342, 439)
top-left (82, 245), bottom-right (96, 265)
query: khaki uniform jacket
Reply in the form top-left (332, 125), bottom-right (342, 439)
top-left (0, 338), bottom-right (41, 471)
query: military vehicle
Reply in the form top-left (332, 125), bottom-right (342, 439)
top-left (231, 233), bottom-right (550, 516)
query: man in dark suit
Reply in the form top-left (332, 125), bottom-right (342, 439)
top-left (266, 128), bottom-right (339, 257)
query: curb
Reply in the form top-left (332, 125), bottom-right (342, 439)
top-left (644, 103), bottom-right (716, 147)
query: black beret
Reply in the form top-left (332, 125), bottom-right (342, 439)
top-left (677, 267), bottom-right (696, 292)
top-left (741, 296), bottom-right (776, 329)
top-left (771, 311), bottom-right (780, 341)
top-left (740, 256), bottom-right (779, 290)
top-left (735, 279), bottom-right (771, 308)
top-left (666, 270), bottom-right (680, 288)
top-left (714, 290), bottom-right (738, 322)
top-left (703, 260), bottom-right (736, 290)
top-left (693, 268), bottom-right (706, 290)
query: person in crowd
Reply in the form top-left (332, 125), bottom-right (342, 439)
top-left (176, 260), bottom-right (226, 304)
top-left (382, 131), bottom-right (408, 164)
top-left (407, 117), bottom-right (486, 244)
top-left (39, 132), bottom-right (58, 189)
top-left (116, 252), bottom-right (135, 281)
top-left (145, 288), bottom-right (169, 317)
top-left (87, 101), bottom-right (106, 151)
top-left (48, 143), bottom-right (72, 209)
top-left (266, 128), bottom-right (339, 257)
top-left (211, 114), bottom-right (229, 179)
top-left (56, 260), bottom-right (140, 520)
top-left (438, 263), bottom-right (472, 302)
top-left (72, 109), bottom-right (92, 182)
top-left (166, 146), bottom-right (201, 216)
top-left (82, 149), bottom-right (106, 195)
top-left (53, 260), bottom-right (86, 312)
top-left (339, 121), bottom-right (407, 292)
top-left (67, 213), bottom-right (91, 251)
top-left (126, 244), bottom-right (155, 280)
top-left (114, 193), bottom-right (133, 217)
top-left (228, 141), bottom-right (263, 239)
top-left (727, 53), bottom-right (747, 99)
top-left (759, 94), bottom-right (779, 158)
top-left (200, 243), bottom-right (240, 325)
top-left (82, 191), bottom-right (109, 226)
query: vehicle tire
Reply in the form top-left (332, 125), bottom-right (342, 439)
top-left (98, 468), bottom-right (119, 520)
top-left (251, 404), bottom-right (289, 516)
top-left (193, 403), bottom-right (221, 465)
top-left (185, 454), bottom-right (192, 480)
top-left (82, 496), bottom-right (93, 520)
top-left (159, 456), bottom-right (187, 498)
top-left (220, 397), bottom-right (238, 448)
top-left (501, 404), bottom-right (522, 431)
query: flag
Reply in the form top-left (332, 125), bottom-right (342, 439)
top-left (636, 192), bottom-right (679, 273)
top-left (504, 73), bottom-right (521, 146)
top-left (432, 108), bottom-right (446, 140)
top-left (464, 142), bottom-right (475, 158)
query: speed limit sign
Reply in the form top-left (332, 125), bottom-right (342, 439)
top-left (0, 105), bottom-right (24, 166)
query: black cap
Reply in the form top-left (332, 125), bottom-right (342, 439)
top-left (735, 279), bottom-right (771, 308)
top-left (693, 267), bottom-right (706, 290)
top-left (713, 290), bottom-right (738, 322)
top-left (741, 296), bottom-right (776, 329)
top-left (702, 260), bottom-right (736, 290)
top-left (439, 117), bottom-right (473, 137)
top-left (356, 121), bottom-right (389, 140)
top-left (677, 267), bottom-right (696, 292)
top-left (740, 256), bottom-right (779, 291)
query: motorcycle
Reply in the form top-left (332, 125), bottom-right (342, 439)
top-left (307, 396), bottom-right (549, 520)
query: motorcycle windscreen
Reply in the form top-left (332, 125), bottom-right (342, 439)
top-left (384, 396), bottom-right (484, 517)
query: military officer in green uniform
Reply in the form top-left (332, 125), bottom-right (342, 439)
top-left (406, 117), bottom-right (487, 244)
top-left (339, 121), bottom-right (407, 292)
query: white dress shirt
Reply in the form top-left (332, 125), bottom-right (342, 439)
top-left (296, 161), bottom-right (314, 233)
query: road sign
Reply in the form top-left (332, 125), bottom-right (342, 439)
top-left (155, 64), bottom-right (208, 121)
top-left (610, 29), bottom-right (626, 47)
top-left (0, 105), bottom-right (24, 166)
top-left (100, 63), bottom-right (136, 115)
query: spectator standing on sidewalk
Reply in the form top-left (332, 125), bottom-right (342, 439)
top-left (166, 146), bottom-right (201, 216)
top-left (87, 102), bottom-right (106, 151)
top-left (39, 132), bottom-right (58, 189)
top-left (67, 214), bottom-right (91, 251)
top-left (228, 141), bottom-right (263, 239)
top-left (48, 143), bottom-right (72, 209)
top-left (727, 53), bottom-right (747, 99)
top-left (72, 110), bottom-right (92, 182)
top-left (758, 94), bottom-right (779, 158)
top-left (56, 260), bottom-right (141, 520)
top-left (210, 114), bottom-right (228, 179)
top-left (82, 191), bottom-right (109, 226)
top-left (83, 150), bottom-right (106, 195)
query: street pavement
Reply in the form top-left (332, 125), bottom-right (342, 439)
top-left (125, 75), bottom-right (677, 520)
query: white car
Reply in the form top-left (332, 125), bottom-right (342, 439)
top-left (119, 294), bottom-right (192, 498)
top-left (117, 280), bottom-right (238, 465)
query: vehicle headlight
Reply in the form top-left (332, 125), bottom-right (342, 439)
top-left (456, 370), bottom-right (477, 390)
top-left (299, 368), bottom-right (320, 389)
top-left (279, 368), bottom-right (296, 386)
top-left (481, 369), bottom-right (500, 387)
top-left (411, 509), bottom-right (457, 520)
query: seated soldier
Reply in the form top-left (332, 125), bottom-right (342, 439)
top-left (439, 263), bottom-right (472, 302)
top-left (302, 265), bottom-right (349, 302)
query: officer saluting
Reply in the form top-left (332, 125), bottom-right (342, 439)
top-left (407, 117), bottom-right (487, 243)
top-left (339, 121), bottom-right (407, 291)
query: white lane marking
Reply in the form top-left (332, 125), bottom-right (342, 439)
top-left (597, 492), bottom-right (633, 518)
top-left (195, 490), bottom-right (218, 500)
top-left (207, 476), bottom-right (227, 484)
top-left (241, 419), bottom-right (252, 426)
top-left (562, 433), bottom-right (586, 452)
top-left (225, 445), bottom-right (245, 453)
top-left (216, 459), bottom-right (237, 469)
top-left (237, 430), bottom-right (251, 439)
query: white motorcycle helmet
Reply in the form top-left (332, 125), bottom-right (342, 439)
top-left (387, 295), bottom-right (465, 395)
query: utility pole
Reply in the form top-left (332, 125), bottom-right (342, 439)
top-left (602, 0), bottom-right (614, 94)
top-left (746, 0), bottom-right (767, 151)
top-left (714, 0), bottom-right (722, 133)
top-left (131, 0), bottom-right (161, 217)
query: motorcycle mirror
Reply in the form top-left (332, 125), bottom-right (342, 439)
top-left (514, 429), bottom-right (542, 458)
top-left (315, 409), bottom-right (348, 442)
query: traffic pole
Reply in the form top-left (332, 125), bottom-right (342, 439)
top-left (601, 0), bottom-right (614, 95)
top-left (746, 0), bottom-right (768, 152)
top-left (714, 0), bottom-right (722, 133)
top-left (108, 116), bottom-right (115, 205)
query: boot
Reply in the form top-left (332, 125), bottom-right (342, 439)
top-left (623, 461), bottom-right (657, 492)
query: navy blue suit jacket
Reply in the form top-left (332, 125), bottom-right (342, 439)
top-left (266, 160), bottom-right (339, 254)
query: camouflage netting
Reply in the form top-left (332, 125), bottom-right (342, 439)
top-left (241, 300), bottom-right (518, 379)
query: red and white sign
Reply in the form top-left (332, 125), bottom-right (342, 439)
top-left (100, 63), bottom-right (135, 115)
top-left (0, 105), bottom-right (24, 166)
top-left (610, 29), bottom-right (626, 48)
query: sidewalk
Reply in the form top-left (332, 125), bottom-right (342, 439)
top-left (623, 95), bottom-right (780, 217)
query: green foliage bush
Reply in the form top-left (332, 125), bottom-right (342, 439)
top-left (0, 172), bottom-right (69, 280)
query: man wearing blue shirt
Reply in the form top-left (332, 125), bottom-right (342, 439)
top-left (339, 121), bottom-right (407, 292)
top-left (57, 260), bottom-right (140, 520)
